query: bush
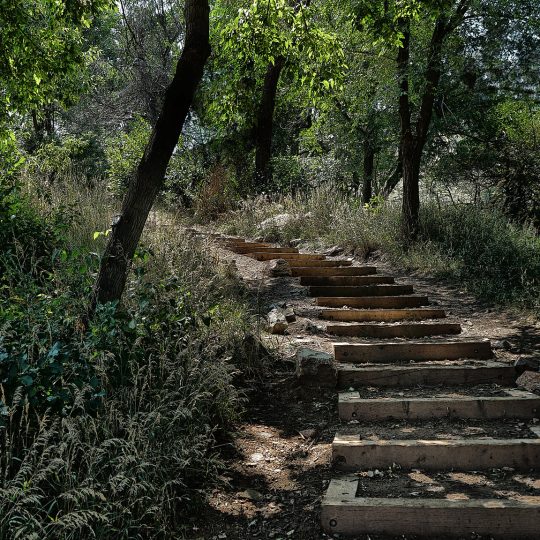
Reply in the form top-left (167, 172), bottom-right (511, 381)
top-left (104, 116), bottom-right (151, 196)
top-left (1, 178), bottom-right (263, 538)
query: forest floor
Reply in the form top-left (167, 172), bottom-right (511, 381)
top-left (191, 232), bottom-right (540, 540)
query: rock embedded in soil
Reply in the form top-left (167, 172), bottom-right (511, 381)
top-left (295, 348), bottom-right (337, 388)
top-left (324, 245), bottom-right (344, 256)
top-left (259, 213), bottom-right (296, 230)
top-left (284, 307), bottom-right (296, 322)
top-left (266, 308), bottom-right (288, 334)
top-left (299, 428), bottom-right (316, 439)
top-left (267, 258), bottom-right (292, 277)
top-left (516, 370), bottom-right (540, 394)
top-left (514, 357), bottom-right (540, 374)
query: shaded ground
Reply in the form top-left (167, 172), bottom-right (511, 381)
top-left (193, 232), bottom-right (540, 540)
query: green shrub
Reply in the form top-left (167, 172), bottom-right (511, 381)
top-left (1, 179), bottom-right (263, 538)
top-left (104, 116), bottom-right (151, 196)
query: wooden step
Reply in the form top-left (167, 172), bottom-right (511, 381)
top-left (224, 242), bottom-right (270, 248)
top-left (300, 276), bottom-right (393, 286)
top-left (246, 252), bottom-right (325, 261)
top-left (317, 296), bottom-right (429, 308)
top-left (287, 259), bottom-right (353, 267)
top-left (332, 434), bottom-right (540, 471)
top-left (327, 322), bottom-right (461, 338)
top-left (339, 389), bottom-right (540, 421)
top-left (291, 266), bottom-right (374, 276)
top-left (334, 340), bottom-right (493, 363)
top-left (231, 246), bottom-right (298, 254)
top-left (338, 362), bottom-right (516, 388)
top-left (309, 284), bottom-right (413, 297)
top-left (321, 477), bottom-right (540, 538)
top-left (319, 308), bottom-right (446, 322)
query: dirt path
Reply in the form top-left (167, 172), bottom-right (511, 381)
top-left (191, 231), bottom-right (540, 540)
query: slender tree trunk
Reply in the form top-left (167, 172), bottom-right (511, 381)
top-left (89, 0), bottom-right (210, 314)
top-left (362, 139), bottom-right (375, 204)
top-left (401, 138), bottom-right (422, 237)
top-left (380, 153), bottom-right (402, 198)
top-left (397, 9), bottom-right (461, 239)
top-left (254, 56), bottom-right (285, 189)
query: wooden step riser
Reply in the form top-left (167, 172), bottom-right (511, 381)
top-left (287, 260), bottom-right (353, 267)
top-left (310, 285), bottom-right (414, 297)
top-left (334, 340), bottom-right (493, 363)
top-left (339, 395), bottom-right (540, 421)
top-left (232, 247), bottom-right (298, 254)
top-left (317, 296), bottom-right (429, 308)
top-left (319, 308), bottom-right (447, 322)
top-left (247, 253), bottom-right (325, 261)
top-left (292, 266), bottom-right (375, 276)
top-left (327, 323), bottom-right (461, 338)
top-left (332, 438), bottom-right (540, 472)
top-left (321, 479), bottom-right (540, 538)
top-left (300, 276), bottom-right (393, 286)
top-left (338, 364), bottom-right (517, 388)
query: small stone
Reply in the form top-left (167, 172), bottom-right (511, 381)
top-left (299, 428), bottom-right (316, 439)
top-left (237, 489), bottom-right (264, 501)
top-left (304, 320), bottom-right (323, 334)
top-left (516, 371), bottom-right (540, 394)
top-left (268, 258), bottom-right (292, 277)
top-left (289, 238), bottom-right (303, 247)
top-left (514, 357), bottom-right (540, 374)
top-left (266, 308), bottom-right (288, 334)
top-left (295, 348), bottom-right (337, 388)
top-left (493, 339), bottom-right (512, 350)
top-left (324, 245), bottom-right (343, 256)
top-left (284, 307), bottom-right (296, 322)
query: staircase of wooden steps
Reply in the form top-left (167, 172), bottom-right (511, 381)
top-left (214, 233), bottom-right (540, 538)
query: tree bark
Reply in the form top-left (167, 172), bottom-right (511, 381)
top-left (254, 56), bottom-right (285, 190)
top-left (89, 0), bottom-right (210, 314)
top-left (380, 153), bottom-right (402, 198)
top-left (398, 7), bottom-right (465, 239)
top-left (362, 139), bottom-right (375, 204)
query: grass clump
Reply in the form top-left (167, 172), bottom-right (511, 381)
top-left (214, 183), bottom-right (540, 314)
top-left (1, 176), bottom-right (262, 538)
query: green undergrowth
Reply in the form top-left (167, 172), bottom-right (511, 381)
top-left (0, 176), bottom-right (265, 538)
top-left (214, 184), bottom-right (540, 315)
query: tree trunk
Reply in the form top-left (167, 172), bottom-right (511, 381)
top-left (362, 139), bottom-right (375, 204)
top-left (380, 153), bottom-right (402, 198)
top-left (89, 0), bottom-right (210, 314)
top-left (401, 138), bottom-right (422, 238)
top-left (397, 10), bottom-right (460, 239)
top-left (254, 56), bottom-right (285, 190)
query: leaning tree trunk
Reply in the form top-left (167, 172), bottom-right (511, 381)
top-left (254, 56), bottom-right (285, 190)
top-left (89, 0), bottom-right (210, 315)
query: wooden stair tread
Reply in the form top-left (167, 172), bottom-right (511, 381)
top-left (321, 477), bottom-right (540, 537)
top-left (317, 296), bottom-right (430, 308)
top-left (333, 339), bottom-right (493, 363)
top-left (309, 284), bottom-right (414, 297)
top-left (332, 434), bottom-right (540, 471)
top-left (291, 266), bottom-right (375, 275)
top-left (337, 361), bottom-right (516, 388)
top-left (319, 307), bottom-right (447, 321)
top-left (338, 389), bottom-right (540, 420)
top-left (326, 322), bottom-right (461, 338)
